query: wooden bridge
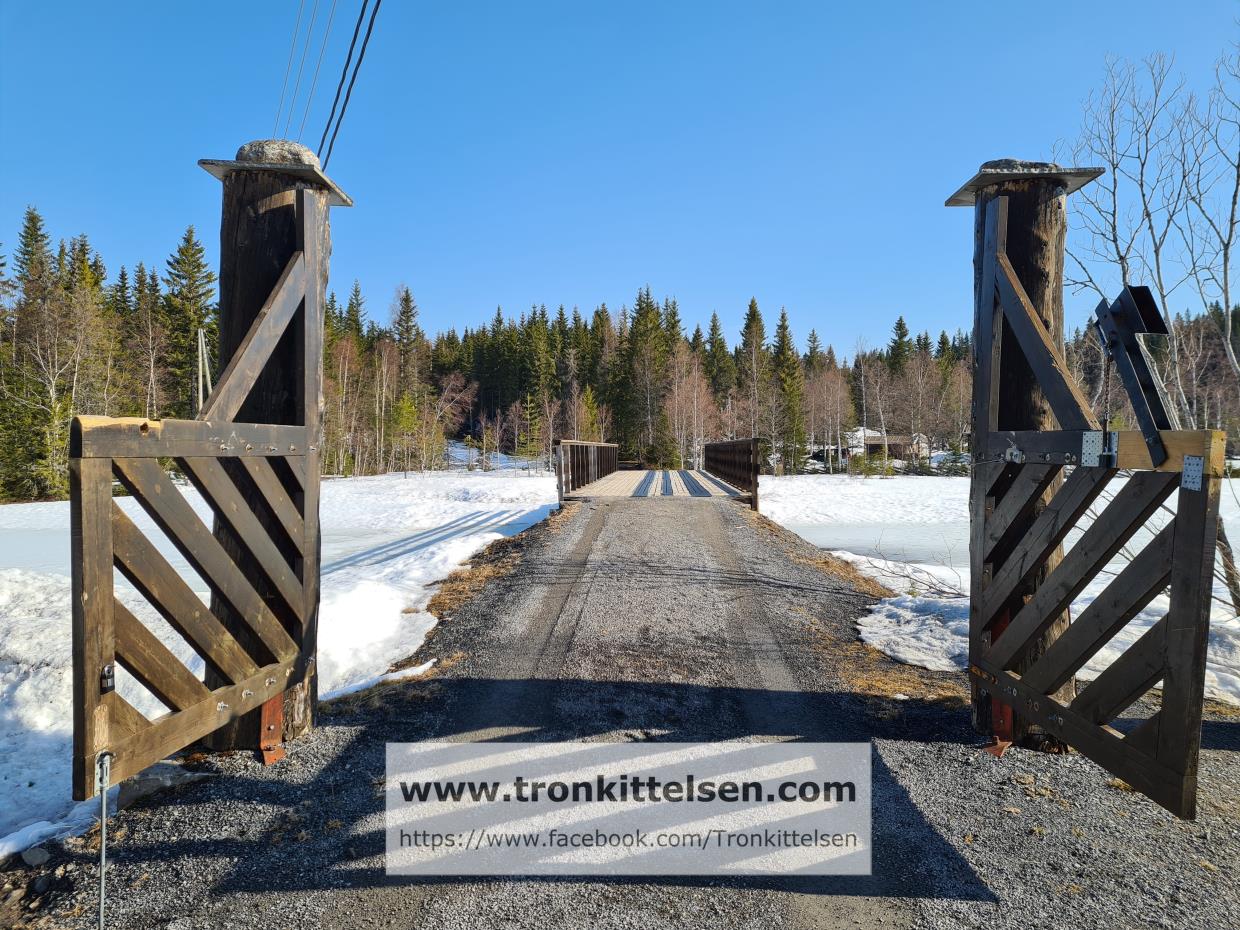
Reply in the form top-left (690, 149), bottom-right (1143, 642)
top-left (555, 439), bottom-right (760, 509)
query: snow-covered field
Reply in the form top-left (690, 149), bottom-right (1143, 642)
top-left (0, 468), bottom-right (556, 856)
top-left (761, 474), bottom-right (1240, 706)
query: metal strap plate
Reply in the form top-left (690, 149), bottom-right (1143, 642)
top-left (1081, 431), bottom-right (1103, 467)
top-left (1182, 455), bottom-right (1204, 492)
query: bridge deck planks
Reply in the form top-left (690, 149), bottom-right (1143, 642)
top-left (567, 469), bottom-right (740, 499)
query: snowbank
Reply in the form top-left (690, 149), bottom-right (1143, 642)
top-left (0, 469), bottom-right (556, 857)
top-left (761, 474), bottom-right (1240, 706)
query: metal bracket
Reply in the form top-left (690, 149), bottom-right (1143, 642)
top-left (1003, 447), bottom-right (1025, 464)
top-left (1182, 455), bottom-right (1204, 492)
top-left (1080, 431), bottom-right (1117, 468)
top-left (100, 663), bottom-right (115, 694)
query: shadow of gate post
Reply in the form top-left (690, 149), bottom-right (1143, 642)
top-left (69, 142), bottom-right (351, 800)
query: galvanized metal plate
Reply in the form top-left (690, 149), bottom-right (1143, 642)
top-left (1182, 455), bottom-right (1204, 492)
top-left (1081, 431), bottom-right (1104, 467)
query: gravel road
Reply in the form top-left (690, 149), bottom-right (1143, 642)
top-left (12, 497), bottom-right (1239, 929)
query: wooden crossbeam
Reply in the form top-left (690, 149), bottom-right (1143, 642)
top-left (1071, 617), bottom-right (1167, 725)
top-left (72, 417), bottom-right (308, 459)
top-left (983, 429), bottom-right (1225, 475)
top-left (114, 600), bottom-right (211, 713)
top-left (199, 251), bottom-right (306, 422)
top-left (977, 465), bottom-right (1115, 630)
top-left (1020, 522), bottom-right (1174, 694)
top-left (104, 657), bottom-right (299, 786)
top-left (113, 458), bottom-right (298, 663)
top-left (995, 252), bottom-right (1099, 432)
top-left (180, 457), bottom-right (304, 622)
top-left (111, 504), bottom-right (259, 684)
top-left (986, 471), bottom-right (1179, 670)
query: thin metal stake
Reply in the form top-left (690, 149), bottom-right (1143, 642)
top-left (95, 751), bottom-right (114, 930)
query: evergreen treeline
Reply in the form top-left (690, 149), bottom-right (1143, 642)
top-left (3, 206), bottom-right (1237, 501)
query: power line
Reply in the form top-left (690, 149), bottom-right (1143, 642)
top-left (282, 0), bottom-right (322, 138)
top-left (322, 0), bottom-right (382, 169)
top-left (318, 0), bottom-right (369, 158)
top-left (297, 0), bottom-right (340, 142)
top-left (273, 0), bottom-right (307, 137)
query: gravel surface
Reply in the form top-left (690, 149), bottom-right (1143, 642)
top-left (8, 497), bottom-right (1239, 929)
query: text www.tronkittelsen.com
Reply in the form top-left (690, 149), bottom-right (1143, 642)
top-left (385, 742), bottom-right (873, 876)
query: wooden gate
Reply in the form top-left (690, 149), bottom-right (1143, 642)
top-left (71, 184), bottom-right (327, 800)
top-left (969, 194), bottom-right (1224, 818)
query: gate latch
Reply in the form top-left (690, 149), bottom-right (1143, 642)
top-left (100, 663), bottom-right (115, 694)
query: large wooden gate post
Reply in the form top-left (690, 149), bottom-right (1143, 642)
top-left (199, 140), bottom-right (350, 752)
top-left (949, 160), bottom-right (1102, 747)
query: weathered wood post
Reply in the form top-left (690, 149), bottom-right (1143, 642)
top-left (199, 140), bottom-right (350, 753)
top-left (948, 160), bottom-right (1100, 748)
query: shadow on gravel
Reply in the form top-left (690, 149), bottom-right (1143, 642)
top-left (109, 676), bottom-right (995, 904)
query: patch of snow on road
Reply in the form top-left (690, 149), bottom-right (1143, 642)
top-left (0, 468), bottom-right (556, 856)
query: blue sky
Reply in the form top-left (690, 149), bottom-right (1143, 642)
top-left (0, 1), bottom-right (1234, 352)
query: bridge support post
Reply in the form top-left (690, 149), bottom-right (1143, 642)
top-left (950, 160), bottom-right (1099, 749)
top-left (200, 140), bottom-right (348, 753)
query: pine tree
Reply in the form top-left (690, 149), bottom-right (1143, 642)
top-left (824, 344), bottom-right (838, 370)
top-left (738, 298), bottom-right (768, 437)
top-left (662, 297), bottom-right (683, 347)
top-left (772, 308), bottom-right (806, 473)
top-left (345, 280), bottom-right (366, 340)
top-left (625, 287), bottom-right (669, 458)
top-left (804, 329), bottom-right (823, 374)
top-left (109, 265), bottom-right (133, 318)
top-left (393, 286), bottom-right (421, 396)
top-left (704, 312), bottom-right (736, 403)
top-left (887, 315), bottom-right (912, 373)
top-left (162, 226), bottom-right (217, 417)
top-left (14, 206), bottom-right (51, 284)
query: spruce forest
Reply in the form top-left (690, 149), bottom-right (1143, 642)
top-left (1, 199), bottom-right (1238, 503)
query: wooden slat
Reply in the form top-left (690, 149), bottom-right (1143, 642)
top-left (1071, 617), bottom-right (1167, 725)
top-left (114, 599), bottom-right (211, 712)
top-left (1157, 475), bottom-right (1222, 786)
top-left (983, 463), bottom-right (1060, 560)
top-left (242, 456), bottom-right (306, 556)
top-left (301, 448), bottom-right (321, 643)
top-left (977, 465), bottom-right (1115, 629)
top-left (1020, 523), bottom-right (1174, 694)
top-left (113, 458), bottom-right (298, 662)
top-left (986, 471), bottom-right (1179, 669)
top-left (105, 658), bottom-right (300, 787)
top-left (72, 416), bottom-right (308, 460)
top-left (199, 251), bottom-right (306, 422)
top-left (180, 457), bottom-right (304, 622)
top-left (70, 457), bottom-right (115, 800)
top-left (111, 504), bottom-right (259, 685)
top-left (103, 691), bottom-right (149, 738)
top-left (995, 252), bottom-right (1099, 432)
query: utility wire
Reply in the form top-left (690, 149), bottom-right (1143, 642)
top-left (323, 0), bottom-right (382, 169)
top-left (297, 0), bottom-right (339, 142)
top-left (273, 0), bottom-right (307, 137)
top-left (318, 0), bottom-right (369, 158)
top-left (282, 0), bottom-right (322, 138)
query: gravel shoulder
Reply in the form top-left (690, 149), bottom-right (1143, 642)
top-left (8, 497), bottom-right (1239, 930)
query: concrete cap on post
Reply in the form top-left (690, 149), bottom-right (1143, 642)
top-left (945, 158), bottom-right (1103, 207)
top-left (198, 139), bottom-right (353, 207)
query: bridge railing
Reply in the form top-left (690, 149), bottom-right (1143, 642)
top-left (555, 440), bottom-right (619, 501)
top-left (704, 438), bottom-right (760, 510)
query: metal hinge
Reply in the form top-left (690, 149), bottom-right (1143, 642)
top-left (1182, 455), bottom-right (1204, 492)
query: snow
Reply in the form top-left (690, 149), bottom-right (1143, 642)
top-left (0, 466), bottom-right (556, 857)
top-left (762, 474), bottom-right (1240, 706)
